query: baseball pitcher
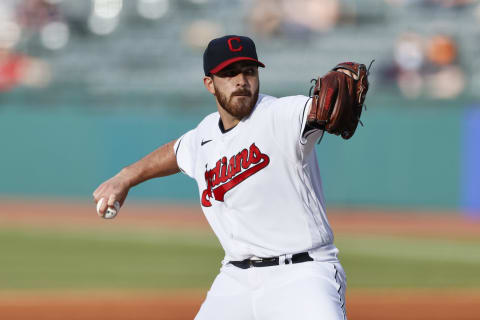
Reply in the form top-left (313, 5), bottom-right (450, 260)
top-left (93, 35), bottom-right (369, 320)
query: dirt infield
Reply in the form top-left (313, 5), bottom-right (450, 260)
top-left (0, 199), bottom-right (478, 239)
top-left (1, 289), bottom-right (479, 320)
top-left (0, 291), bottom-right (203, 320)
top-left (1, 199), bottom-right (479, 319)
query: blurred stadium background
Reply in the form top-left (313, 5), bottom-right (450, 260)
top-left (1, 0), bottom-right (479, 319)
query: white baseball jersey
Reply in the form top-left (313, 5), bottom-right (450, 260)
top-left (174, 94), bottom-right (339, 263)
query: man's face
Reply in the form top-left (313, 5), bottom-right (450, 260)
top-left (209, 61), bottom-right (260, 119)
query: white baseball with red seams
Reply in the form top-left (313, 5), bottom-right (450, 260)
top-left (174, 94), bottom-right (347, 320)
top-left (96, 198), bottom-right (120, 219)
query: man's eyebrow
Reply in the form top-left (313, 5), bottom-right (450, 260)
top-left (219, 67), bottom-right (240, 74)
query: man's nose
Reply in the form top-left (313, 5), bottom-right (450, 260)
top-left (235, 72), bottom-right (248, 87)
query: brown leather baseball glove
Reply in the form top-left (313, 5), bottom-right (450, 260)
top-left (307, 62), bottom-right (371, 140)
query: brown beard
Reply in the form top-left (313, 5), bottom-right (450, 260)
top-left (214, 83), bottom-right (259, 119)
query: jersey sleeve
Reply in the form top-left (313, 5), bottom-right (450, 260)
top-left (271, 95), bottom-right (324, 160)
top-left (173, 128), bottom-right (198, 179)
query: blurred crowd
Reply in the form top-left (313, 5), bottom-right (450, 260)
top-left (381, 32), bottom-right (464, 99)
top-left (247, 0), bottom-right (475, 100)
top-left (0, 0), bottom-right (61, 91)
top-left (248, 0), bottom-right (340, 37)
top-left (248, 0), bottom-right (477, 37)
top-left (0, 0), bottom-right (478, 100)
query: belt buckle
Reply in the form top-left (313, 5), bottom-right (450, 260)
top-left (279, 254), bottom-right (293, 265)
top-left (249, 257), bottom-right (263, 268)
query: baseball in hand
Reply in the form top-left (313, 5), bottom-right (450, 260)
top-left (96, 198), bottom-right (120, 219)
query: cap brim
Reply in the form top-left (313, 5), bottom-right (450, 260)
top-left (210, 57), bottom-right (265, 74)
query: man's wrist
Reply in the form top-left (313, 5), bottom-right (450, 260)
top-left (118, 166), bottom-right (137, 188)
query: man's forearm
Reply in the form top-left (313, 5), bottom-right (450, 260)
top-left (119, 140), bottom-right (180, 188)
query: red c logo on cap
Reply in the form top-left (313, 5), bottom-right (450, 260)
top-left (227, 37), bottom-right (243, 52)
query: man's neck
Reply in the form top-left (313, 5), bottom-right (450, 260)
top-left (217, 104), bottom-right (241, 131)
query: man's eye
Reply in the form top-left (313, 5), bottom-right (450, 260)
top-left (220, 70), bottom-right (236, 77)
top-left (245, 68), bottom-right (255, 75)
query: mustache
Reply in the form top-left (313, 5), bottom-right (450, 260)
top-left (231, 89), bottom-right (251, 96)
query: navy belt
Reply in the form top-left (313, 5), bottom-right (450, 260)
top-left (229, 252), bottom-right (313, 269)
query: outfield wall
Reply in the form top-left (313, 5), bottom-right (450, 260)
top-left (1, 103), bottom-right (477, 212)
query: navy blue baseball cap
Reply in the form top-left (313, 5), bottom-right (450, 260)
top-left (203, 35), bottom-right (265, 75)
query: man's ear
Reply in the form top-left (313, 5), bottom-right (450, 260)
top-left (203, 76), bottom-right (215, 95)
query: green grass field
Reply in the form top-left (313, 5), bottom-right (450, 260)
top-left (1, 226), bottom-right (479, 290)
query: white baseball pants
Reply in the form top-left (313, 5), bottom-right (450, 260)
top-left (194, 260), bottom-right (347, 320)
